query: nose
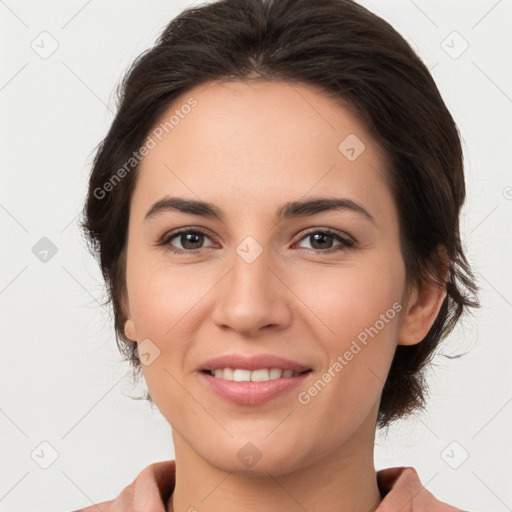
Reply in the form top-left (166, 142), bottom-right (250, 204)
top-left (210, 244), bottom-right (292, 338)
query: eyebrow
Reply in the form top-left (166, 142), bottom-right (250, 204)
top-left (144, 196), bottom-right (376, 225)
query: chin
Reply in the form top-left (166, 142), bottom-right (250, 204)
top-left (199, 437), bottom-right (311, 478)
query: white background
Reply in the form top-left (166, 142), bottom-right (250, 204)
top-left (1, 1), bottom-right (511, 511)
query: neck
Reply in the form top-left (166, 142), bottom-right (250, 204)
top-left (168, 417), bottom-right (382, 512)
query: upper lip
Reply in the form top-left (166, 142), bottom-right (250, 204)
top-left (198, 354), bottom-right (311, 373)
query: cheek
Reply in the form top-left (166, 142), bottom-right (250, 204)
top-left (125, 253), bottom-right (219, 399)
top-left (296, 308), bottom-right (400, 444)
top-left (126, 246), bottom-right (204, 337)
top-left (290, 255), bottom-right (404, 346)
top-left (126, 260), bottom-right (204, 413)
top-left (291, 258), bottom-right (403, 415)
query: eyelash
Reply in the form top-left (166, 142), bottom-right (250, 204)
top-left (158, 227), bottom-right (356, 255)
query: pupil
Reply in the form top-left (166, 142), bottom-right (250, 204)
top-left (312, 233), bottom-right (332, 249)
top-left (183, 233), bottom-right (202, 249)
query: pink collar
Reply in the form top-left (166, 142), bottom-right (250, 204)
top-left (74, 460), bottom-right (464, 511)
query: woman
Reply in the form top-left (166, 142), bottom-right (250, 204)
top-left (77, 0), bottom-right (479, 510)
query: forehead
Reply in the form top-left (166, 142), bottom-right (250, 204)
top-left (133, 80), bottom-right (394, 222)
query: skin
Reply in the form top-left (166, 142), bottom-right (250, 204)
top-left (122, 80), bottom-right (447, 512)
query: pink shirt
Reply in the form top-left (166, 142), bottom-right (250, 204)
top-left (72, 460), bottom-right (468, 511)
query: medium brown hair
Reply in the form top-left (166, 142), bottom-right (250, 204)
top-left (81, 0), bottom-right (479, 429)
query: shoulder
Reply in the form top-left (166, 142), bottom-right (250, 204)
top-left (376, 466), bottom-right (466, 512)
top-left (70, 460), bottom-right (176, 512)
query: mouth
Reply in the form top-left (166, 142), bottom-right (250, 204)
top-left (197, 356), bottom-right (313, 405)
top-left (197, 353), bottom-right (313, 405)
top-left (200, 367), bottom-right (311, 381)
top-left (198, 353), bottom-right (311, 375)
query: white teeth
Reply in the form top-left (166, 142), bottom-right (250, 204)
top-left (269, 368), bottom-right (283, 379)
top-left (250, 369), bottom-right (270, 382)
top-left (210, 367), bottom-right (301, 381)
top-left (222, 368), bottom-right (234, 380)
top-left (233, 369), bottom-right (252, 382)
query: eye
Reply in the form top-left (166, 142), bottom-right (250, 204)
top-left (158, 227), bottom-right (356, 255)
top-left (159, 227), bottom-right (214, 254)
top-left (294, 229), bottom-right (355, 253)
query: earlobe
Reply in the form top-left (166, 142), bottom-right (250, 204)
top-left (124, 319), bottom-right (137, 342)
top-left (397, 281), bottom-right (447, 346)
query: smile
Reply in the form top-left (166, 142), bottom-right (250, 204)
top-left (199, 368), bottom-right (312, 405)
top-left (206, 368), bottom-right (303, 381)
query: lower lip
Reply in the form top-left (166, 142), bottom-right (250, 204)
top-left (198, 371), bottom-right (311, 405)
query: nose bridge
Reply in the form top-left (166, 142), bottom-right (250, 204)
top-left (210, 230), bottom-right (290, 334)
top-left (233, 235), bottom-right (272, 289)
top-left (229, 234), bottom-right (276, 307)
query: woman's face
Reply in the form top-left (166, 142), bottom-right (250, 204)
top-left (123, 80), bottom-right (415, 474)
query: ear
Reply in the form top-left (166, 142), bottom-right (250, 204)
top-left (120, 288), bottom-right (138, 342)
top-left (397, 246), bottom-right (449, 346)
top-left (124, 319), bottom-right (138, 342)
